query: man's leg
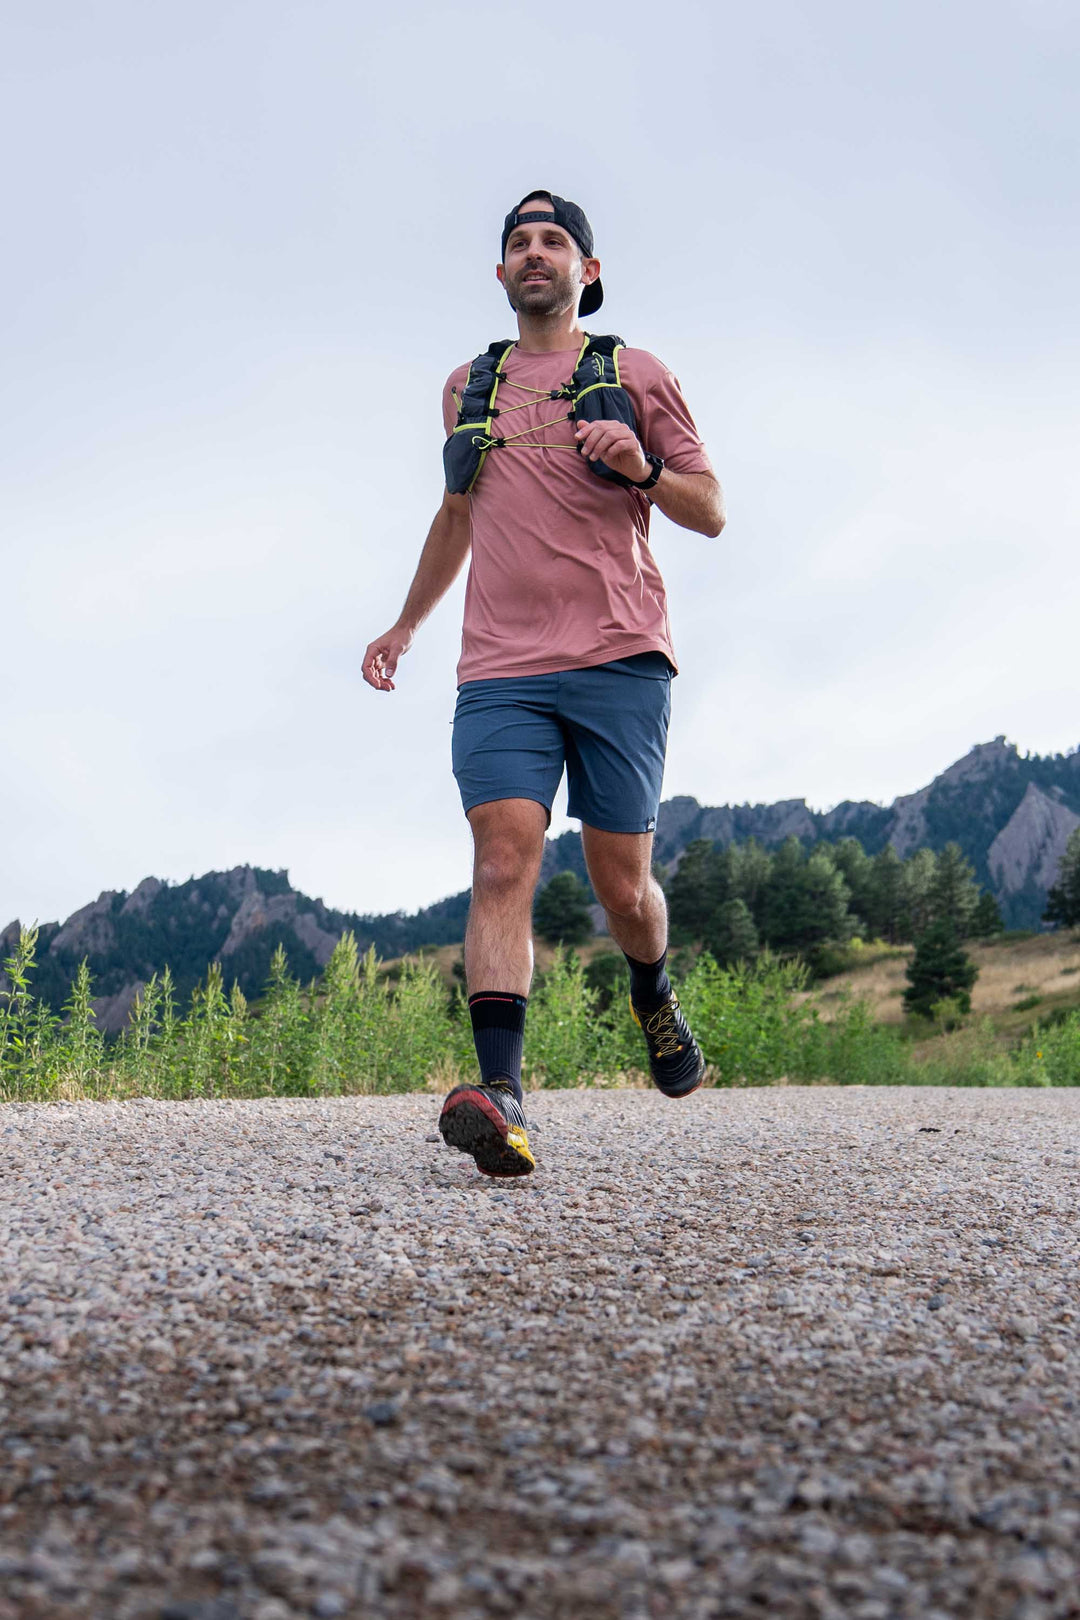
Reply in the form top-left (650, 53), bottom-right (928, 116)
top-left (581, 824), bottom-right (666, 965)
top-left (464, 798), bottom-right (549, 996)
top-left (582, 823), bottom-right (705, 1098)
top-left (439, 798), bottom-right (548, 1176)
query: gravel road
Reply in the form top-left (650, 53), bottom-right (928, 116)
top-left (1, 1087), bottom-right (1078, 1620)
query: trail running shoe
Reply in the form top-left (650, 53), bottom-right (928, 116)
top-left (438, 1081), bottom-right (536, 1177)
top-left (631, 993), bottom-right (706, 1098)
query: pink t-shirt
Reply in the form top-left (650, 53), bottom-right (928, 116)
top-left (442, 343), bottom-right (714, 684)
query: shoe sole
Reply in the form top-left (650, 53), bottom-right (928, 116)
top-left (438, 1089), bottom-right (536, 1177)
top-left (630, 1001), bottom-right (707, 1099)
top-left (654, 1051), bottom-right (706, 1099)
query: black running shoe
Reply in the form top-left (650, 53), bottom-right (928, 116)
top-left (438, 1081), bottom-right (536, 1177)
top-left (630, 993), bottom-right (706, 1098)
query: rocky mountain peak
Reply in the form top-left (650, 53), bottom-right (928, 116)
top-left (988, 782), bottom-right (1080, 898)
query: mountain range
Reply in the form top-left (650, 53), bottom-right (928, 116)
top-left (3, 736), bottom-right (1077, 1030)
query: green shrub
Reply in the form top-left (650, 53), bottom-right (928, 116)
top-left (1010, 1012), bottom-right (1080, 1086)
top-left (524, 950), bottom-right (601, 1086)
top-left (4, 925), bottom-right (1080, 1098)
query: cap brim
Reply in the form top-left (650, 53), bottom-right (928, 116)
top-left (579, 278), bottom-right (604, 317)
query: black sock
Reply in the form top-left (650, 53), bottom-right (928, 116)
top-left (624, 949), bottom-right (671, 1012)
top-left (468, 992), bottom-right (527, 1104)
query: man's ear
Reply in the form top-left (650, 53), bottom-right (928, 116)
top-left (496, 263), bottom-right (507, 287)
top-left (581, 256), bottom-right (601, 289)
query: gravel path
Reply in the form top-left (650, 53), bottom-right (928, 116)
top-left (1, 1088), bottom-right (1078, 1620)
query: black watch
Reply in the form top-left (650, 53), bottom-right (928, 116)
top-left (632, 452), bottom-right (664, 491)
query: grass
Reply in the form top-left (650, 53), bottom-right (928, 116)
top-left (811, 930), bottom-right (1080, 1036)
top-left (2, 926), bottom-right (1079, 1102)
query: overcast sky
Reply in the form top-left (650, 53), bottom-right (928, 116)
top-left (3, 0), bottom-right (1077, 929)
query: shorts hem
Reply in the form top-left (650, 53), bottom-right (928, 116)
top-left (461, 791), bottom-right (554, 825)
top-left (569, 807), bottom-right (659, 835)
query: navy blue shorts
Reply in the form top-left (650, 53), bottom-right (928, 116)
top-left (452, 652), bottom-right (673, 834)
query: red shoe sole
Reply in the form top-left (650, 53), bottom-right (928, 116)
top-left (438, 1090), bottom-right (536, 1177)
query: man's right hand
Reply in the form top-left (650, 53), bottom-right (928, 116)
top-left (362, 625), bottom-right (413, 692)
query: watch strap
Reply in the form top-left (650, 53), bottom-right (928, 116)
top-left (632, 452), bottom-right (664, 490)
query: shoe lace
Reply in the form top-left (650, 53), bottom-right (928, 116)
top-left (644, 999), bottom-right (684, 1060)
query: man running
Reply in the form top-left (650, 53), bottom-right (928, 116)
top-left (362, 189), bottom-right (725, 1177)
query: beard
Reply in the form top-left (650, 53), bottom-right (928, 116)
top-left (504, 262), bottom-right (580, 317)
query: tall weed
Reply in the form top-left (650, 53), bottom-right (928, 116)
top-left (3, 926), bottom-right (1080, 1098)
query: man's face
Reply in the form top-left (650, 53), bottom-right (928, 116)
top-left (498, 205), bottom-right (599, 317)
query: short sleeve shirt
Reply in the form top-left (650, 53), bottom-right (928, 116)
top-left (442, 343), bottom-right (714, 685)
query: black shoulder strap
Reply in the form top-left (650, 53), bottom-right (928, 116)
top-left (453, 341), bottom-right (514, 423)
top-left (582, 333), bottom-right (625, 359)
top-left (571, 333), bottom-right (626, 394)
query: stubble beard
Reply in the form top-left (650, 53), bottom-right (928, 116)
top-left (505, 264), bottom-right (580, 318)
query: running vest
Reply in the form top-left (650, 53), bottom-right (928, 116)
top-left (443, 334), bottom-right (641, 495)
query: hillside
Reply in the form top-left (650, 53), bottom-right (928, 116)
top-left (812, 929), bottom-right (1080, 1036)
top-left (3, 735), bottom-right (1077, 1030)
top-left (0, 868), bottom-right (470, 1032)
top-left (544, 735), bottom-right (1080, 929)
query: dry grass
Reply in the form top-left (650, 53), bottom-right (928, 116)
top-left (813, 931), bottom-right (1080, 1032)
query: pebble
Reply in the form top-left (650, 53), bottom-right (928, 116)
top-left (0, 1087), bottom-right (1077, 1619)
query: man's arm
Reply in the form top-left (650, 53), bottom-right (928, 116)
top-left (573, 419), bottom-right (726, 538)
top-left (362, 491), bottom-right (471, 691)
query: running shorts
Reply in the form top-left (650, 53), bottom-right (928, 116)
top-left (451, 652), bottom-right (673, 834)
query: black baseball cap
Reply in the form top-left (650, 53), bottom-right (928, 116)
top-left (501, 190), bottom-right (604, 316)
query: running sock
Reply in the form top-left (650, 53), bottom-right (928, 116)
top-left (624, 949), bottom-right (672, 1013)
top-left (468, 992), bottom-right (528, 1105)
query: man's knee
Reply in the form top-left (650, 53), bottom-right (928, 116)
top-left (471, 810), bottom-right (546, 899)
top-left (474, 838), bottom-right (536, 898)
top-left (594, 870), bottom-right (651, 920)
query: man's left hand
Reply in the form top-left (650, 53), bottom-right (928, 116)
top-left (573, 420), bottom-right (650, 484)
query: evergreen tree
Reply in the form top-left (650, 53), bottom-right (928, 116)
top-left (829, 838), bottom-right (875, 930)
top-left (898, 848), bottom-right (936, 941)
top-left (970, 890), bottom-right (1004, 938)
top-left (1044, 827), bottom-right (1080, 927)
top-left (867, 844), bottom-right (905, 942)
top-left (760, 839), bottom-right (854, 952)
top-left (704, 898), bottom-right (759, 967)
top-left (666, 840), bottom-right (726, 943)
top-left (903, 921), bottom-right (979, 1019)
top-left (533, 873), bottom-right (594, 947)
top-left (928, 843), bottom-right (979, 938)
top-left (725, 838), bottom-right (772, 927)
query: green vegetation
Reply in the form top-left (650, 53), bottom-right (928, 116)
top-left (533, 872), bottom-right (594, 947)
top-left (903, 921), bottom-right (979, 1019)
top-left (14, 867), bottom-right (475, 1018)
top-left (666, 835), bottom-right (993, 968)
top-left (3, 926), bottom-right (1078, 1101)
top-left (1045, 827), bottom-right (1080, 927)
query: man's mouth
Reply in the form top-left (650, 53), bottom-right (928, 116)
top-left (522, 271), bottom-right (551, 284)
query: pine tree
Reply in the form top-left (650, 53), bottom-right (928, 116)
top-left (830, 838), bottom-right (875, 929)
top-left (760, 839), bottom-right (854, 952)
top-left (667, 840), bottom-right (726, 942)
top-left (903, 921), bottom-right (979, 1019)
top-left (867, 844), bottom-right (905, 942)
top-left (898, 848), bottom-right (936, 941)
top-left (929, 843), bottom-right (979, 938)
top-left (725, 838), bottom-right (772, 926)
top-left (1044, 827), bottom-right (1080, 927)
top-left (533, 873), bottom-right (594, 947)
top-left (970, 890), bottom-right (1004, 938)
top-left (704, 898), bottom-right (759, 967)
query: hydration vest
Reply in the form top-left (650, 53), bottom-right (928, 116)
top-left (443, 334), bottom-right (641, 495)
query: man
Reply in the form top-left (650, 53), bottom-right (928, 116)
top-left (363, 190), bottom-right (724, 1177)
